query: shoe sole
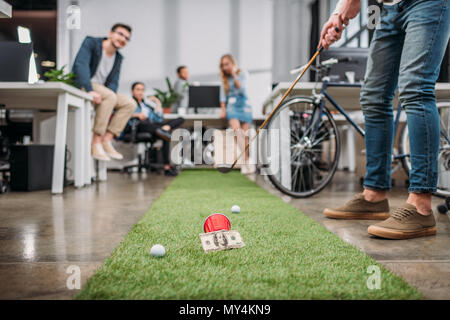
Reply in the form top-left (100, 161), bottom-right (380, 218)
top-left (106, 154), bottom-right (123, 160)
top-left (91, 154), bottom-right (111, 161)
top-left (367, 225), bottom-right (437, 240)
top-left (324, 209), bottom-right (390, 220)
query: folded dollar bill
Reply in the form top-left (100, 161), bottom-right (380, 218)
top-left (199, 230), bottom-right (245, 253)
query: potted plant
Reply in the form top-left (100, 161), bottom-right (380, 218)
top-left (44, 65), bottom-right (76, 86)
top-left (153, 77), bottom-right (179, 114)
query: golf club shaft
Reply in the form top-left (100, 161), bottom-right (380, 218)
top-left (230, 46), bottom-right (324, 169)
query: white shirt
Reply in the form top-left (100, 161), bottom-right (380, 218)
top-left (91, 50), bottom-right (116, 85)
top-left (172, 79), bottom-right (189, 112)
top-left (139, 101), bottom-right (149, 118)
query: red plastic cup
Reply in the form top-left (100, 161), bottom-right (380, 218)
top-left (203, 213), bottom-right (231, 233)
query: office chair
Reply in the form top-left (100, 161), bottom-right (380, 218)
top-left (120, 119), bottom-right (163, 174)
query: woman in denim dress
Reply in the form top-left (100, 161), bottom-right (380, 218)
top-left (219, 54), bottom-right (255, 174)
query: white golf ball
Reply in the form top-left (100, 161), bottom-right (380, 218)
top-left (150, 244), bottom-right (166, 258)
top-left (231, 205), bottom-right (240, 213)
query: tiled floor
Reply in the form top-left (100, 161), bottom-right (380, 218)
top-left (0, 170), bottom-right (448, 299)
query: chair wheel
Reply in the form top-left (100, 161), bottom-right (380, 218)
top-left (0, 181), bottom-right (8, 194)
top-left (437, 203), bottom-right (448, 214)
top-left (446, 197), bottom-right (450, 208)
top-left (122, 167), bottom-right (133, 174)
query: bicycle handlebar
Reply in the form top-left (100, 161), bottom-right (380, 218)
top-left (290, 27), bottom-right (347, 74)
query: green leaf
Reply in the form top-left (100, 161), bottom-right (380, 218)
top-left (44, 66), bottom-right (77, 87)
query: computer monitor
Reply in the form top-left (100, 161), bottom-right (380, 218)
top-left (188, 85), bottom-right (220, 113)
top-left (318, 47), bottom-right (369, 83)
top-left (0, 42), bottom-right (33, 82)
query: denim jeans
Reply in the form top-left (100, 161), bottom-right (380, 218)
top-left (360, 0), bottom-right (450, 193)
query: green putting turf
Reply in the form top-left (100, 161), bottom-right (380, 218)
top-left (76, 169), bottom-right (421, 300)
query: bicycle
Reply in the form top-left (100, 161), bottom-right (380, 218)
top-left (264, 57), bottom-right (450, 198)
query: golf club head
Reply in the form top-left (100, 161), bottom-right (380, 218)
top-left (217, 164), bottom-right (233, 174)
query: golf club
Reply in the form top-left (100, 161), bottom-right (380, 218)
top-left (217, 29), bottom-right (341, 174)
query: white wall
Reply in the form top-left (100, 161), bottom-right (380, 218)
top-left (272, 0), bottom-right (314, 84)
top-left (70, 0), bottom-right (166, 90)
top-left (61, 0), bottom-right (275, 116)
top-left (178, 0), bottom-right (231, 77)
top-left (239, 0), bottom-right (273, 113)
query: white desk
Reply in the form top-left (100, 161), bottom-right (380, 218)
top-left (0, 82), bottom-right (93, 194)
top-left (0, 0), bottom-right (12, 18)
top-left (163, 113), bottom-right (266, 128)
top-left (263, 82), bottom-right (450, 114)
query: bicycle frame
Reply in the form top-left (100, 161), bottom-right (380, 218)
top-left (314, 80), bottom-right (409, 161)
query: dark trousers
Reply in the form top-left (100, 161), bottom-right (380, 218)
top-left (136, 117), bottom-right (184, 165)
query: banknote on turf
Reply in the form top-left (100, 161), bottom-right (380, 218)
top-left (199, 230), bottom-right (245, 253)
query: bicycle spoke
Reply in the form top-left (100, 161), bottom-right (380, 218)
top-left (310, 158), bottom-right (325, 172)
top-left (292, 164), bottom-right (300, 191)
top-left (310, 131), bottom-right (332, 149)
top-left (290, 130), bottom-right (301, 144)
top-left (299, 164), bottom-right (305, 192)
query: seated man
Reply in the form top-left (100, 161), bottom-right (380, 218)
top-left (72, 23), bottom-right (137, 161)
top-left (128, 82), bottom-right (185, 176)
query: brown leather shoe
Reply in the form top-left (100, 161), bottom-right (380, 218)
top-left (324, 193), bottom-right (390, 220)
top-left (368, 203), bottom-right (436, 240)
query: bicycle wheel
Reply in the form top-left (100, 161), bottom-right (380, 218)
top-left (399, 101), bottom-right (450, 197)
top-left (264, 96), bottom-right (340, 198)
